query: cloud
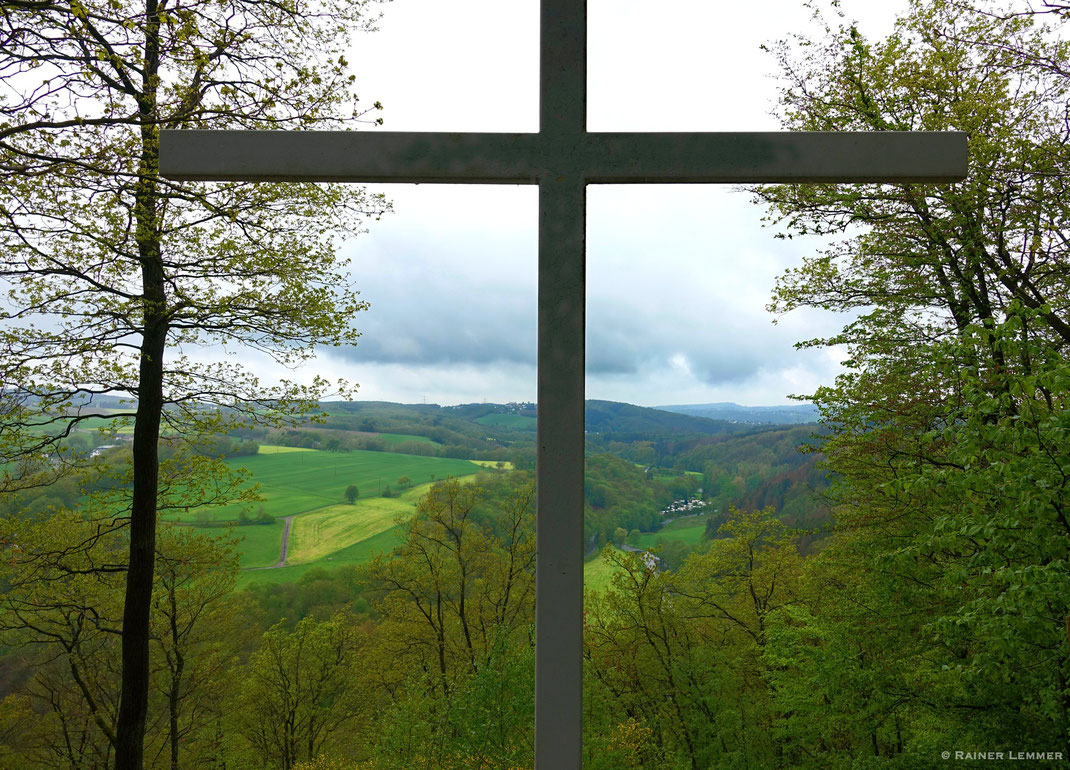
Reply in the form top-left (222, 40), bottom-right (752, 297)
top-left (334, 185), bottom-right (538, 367)
top-left (296, 0), bottom-right (913, 406)
top-left (320, 183), bottom-right (853, 406)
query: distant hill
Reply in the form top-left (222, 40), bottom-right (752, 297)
top-left (320, 399), bottom-right (752, 443)
top-left (583, 400), bottom-right (751, 440)
top-left (655, 402), bottom-right (820, 425)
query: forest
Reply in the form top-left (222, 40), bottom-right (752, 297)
top-left (1, 0), bottom-right (1069, 768)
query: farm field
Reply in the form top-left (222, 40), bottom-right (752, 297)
top-left (238, 526), bottom-right (406, 588)
top-left (233, 522), bottom-right (287, 568)
top-left (164, 448), bottom-right (481, 523)
top-left (471, 460), bottom-right (514, 470)
top-left (73, 413), bottom-right (136, 435)
top-left (629, 515), bottom-right (708, 549)
top-left (652, 470), bottom-right (703, 484)
top-left (287, 480), bottom-right (439, 564)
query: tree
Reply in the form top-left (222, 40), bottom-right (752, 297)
top-left (753, 0), bottom-right (1070, 759)
top-left (356, 476), bottom-right (536, 765)
top-left (148, 527), bottom-right (252, 770)
top-left (0, 476), bottom-right (254, 768)
top-left (396, 475), bottom-right (411, 489)
top-left (0, 0), bottom-right (388, 766)
top-left (231, 613), bottom-right (365, 770)
top-left (344, 485), bottom-right (359, 505)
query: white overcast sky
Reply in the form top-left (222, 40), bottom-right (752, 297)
top-left (267, 0), bottom-right (912, 407)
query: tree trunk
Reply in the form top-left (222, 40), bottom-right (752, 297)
top-left (169, 648), bottom-right (184, 770)
top-left (115, 298), bottom-right (165, 770)
top-left (115, 0), bottom-right (164, 764)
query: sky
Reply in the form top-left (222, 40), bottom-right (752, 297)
top-left (259, 0), bottom-right (912, 408)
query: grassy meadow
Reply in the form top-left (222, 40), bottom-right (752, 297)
top-left (163, 442), bottom-right (703, 589)
top-left (628, 515), bottom-right (707, 549)
top-left (288, 480), bottom-right (440, 564)
top-left (165, 446), bottom-right (481, 524)
top-left (158, 446), bottom-right (482, 582)
top-left (238, 526), bottom-right (407, 589)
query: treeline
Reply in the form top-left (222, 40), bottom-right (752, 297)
top-left (590, 425), bottom-right (833, 533)
top-left (7, 473), bottom-right (1065, 768)
top-left (0, 473), bottom-right (538, 769)
top-left (229, 422), bottom-right (523, 465)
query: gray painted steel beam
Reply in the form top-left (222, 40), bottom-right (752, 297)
top-left (535, 175), bottom-right (585, 770)
top-left (535, 2), bottom-right (587, 767)
top-left (160, 129), bottom-right (968, 184)
top-left (158, 131), bottom-right (544, 183)
top-left (581, 131), bottom-right (968, 183)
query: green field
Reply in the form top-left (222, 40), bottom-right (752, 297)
top-left (164, 448), bottom-right (481, 523)
top-left (288, 480), bottom-right (437, 564)
top-left (238, 526), bottom-right (406, 588)
top-left (162, 520), bottom-right (285, 571)
top-left (233, 522), bottom-right (288, 567)
top-left (474, 413), bottom-right (537, 430)
top-left (472, 460), bottom-right (514, 470)
top-left (653, 470), bottom-right (703, 483)
top-left (628, 516), bottom-right (707, 549)
top-left (584, 547), bottom-right (629, 594)
top-left (74, 414), bottom-right (136, 435)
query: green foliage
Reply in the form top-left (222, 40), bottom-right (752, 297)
top-left (584, 508), bottom-right (805, 769)
top-left (344, 484), bottom-right (359, 504)
top-left (474, 413), bottom-right (538, 430)
top-left (230, 613), bottom-right (366, 769)
top-left (0, 504), bottom-right (247, 767)
top-left (584, 454), bottom-right (664, 546)
top-left (355, 475), bottom-right (536, 766)
top-left (1, 0), bottom-right (390, 759)
top-left (749, 0), bottom-right (1070, 763)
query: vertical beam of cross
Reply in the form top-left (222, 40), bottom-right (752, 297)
top-left (536, 1), bottom-right (587, 766)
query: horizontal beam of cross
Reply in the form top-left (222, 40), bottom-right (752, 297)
top-left (160, 129), bottom-right (967, 184)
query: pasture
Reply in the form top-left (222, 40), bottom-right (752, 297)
top-left (233, 522), bottom-right (287, 568)
top-left (471, 460), bottom-right (514, 470)
top-left (629, 516), bottom-right (707, 549)
top-left (73, 413), bottom-right (136, 435)
top-left (288, 481), bottom-right (436, 564)
top-left (164, 448), bottom-right (481, 523)
top-left (287, 477), bottom-right (481, 564)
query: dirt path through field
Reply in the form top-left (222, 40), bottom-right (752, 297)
top-left (245, 515), bottom-right (295, 571)
top-left (272, 515), bottom-right (294, 567)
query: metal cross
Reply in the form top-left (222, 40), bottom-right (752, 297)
top-left (160, 1), bottom-right (967, 766)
